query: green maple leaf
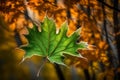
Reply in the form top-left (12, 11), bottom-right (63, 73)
top-left (21, 17), bottom-right (88, 65)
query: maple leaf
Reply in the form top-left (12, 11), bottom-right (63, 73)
top-left (21, 17), bottom-right (88, 65)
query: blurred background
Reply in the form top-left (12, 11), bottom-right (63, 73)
top-left (0, 0), bottom-right (120, 80)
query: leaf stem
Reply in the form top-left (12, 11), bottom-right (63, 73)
top-left (37, 57), bottom-right (47, 77)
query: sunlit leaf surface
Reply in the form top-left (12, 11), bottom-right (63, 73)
top-left (21, 17), bottom-right (87, 65)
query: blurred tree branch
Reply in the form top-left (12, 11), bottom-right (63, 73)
top-left (97, 0), bottom-right (120, 12)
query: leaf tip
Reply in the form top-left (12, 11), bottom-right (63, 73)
top-left (75, 28), bottom-right (81, 35)
top-left (19, 57), bottom-right (25, 65)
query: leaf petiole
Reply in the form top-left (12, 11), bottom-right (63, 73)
top-left (37, 57), bottom-right (47, 77)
